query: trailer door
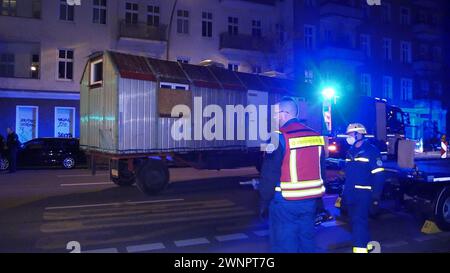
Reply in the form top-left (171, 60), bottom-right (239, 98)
top-left (246, 90), bottom-right (268, 147)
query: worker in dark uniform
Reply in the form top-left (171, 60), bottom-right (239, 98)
top-left (6, 128), bottom-right (19, 173)
top-left (259, 97), bottom-right (326, 253)
top-left (342, 123), bottom-right (385, 253)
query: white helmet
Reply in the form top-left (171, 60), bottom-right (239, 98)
top-left (346, 123), bottom-right (367, 135)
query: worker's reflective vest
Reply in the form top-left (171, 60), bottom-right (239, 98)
top-left (277, 122), bottom-right (326, 201)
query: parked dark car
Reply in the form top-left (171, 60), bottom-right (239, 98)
top-left (0, 138), bottom-right (86, 170)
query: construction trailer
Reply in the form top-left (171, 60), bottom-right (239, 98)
top-left (80, 51), bottom-right (322, 195)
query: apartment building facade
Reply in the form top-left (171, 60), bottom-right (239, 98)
top-left (294, 0), bottom-right (448, 141)
top-left (0, 0), bottom-right (293, 142)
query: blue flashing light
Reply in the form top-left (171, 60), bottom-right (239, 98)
top-left (321, 87), bottom-right (336, 100)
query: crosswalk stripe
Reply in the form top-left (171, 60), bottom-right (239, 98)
top-left (126, 243), bottom-right (166, 253)
top-left (41, 207), bottom-right (255, 233)
top-left (174, 238), bottom-right (210, 247)
top-left (215, 233), bottom-right (248, 242)
top-left (45, 198), bottom-right (185, 211)
top-left (43, 200), bottom-right (235, 221)
top-left (253, 230), bottom-right (269, 237)
top-left (83, 248), bottom-right (119, 253)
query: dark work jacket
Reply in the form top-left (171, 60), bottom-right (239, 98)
top-left (343, 138), bottom-right (384, 204)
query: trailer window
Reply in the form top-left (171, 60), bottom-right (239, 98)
top-left (90, 59), bottom-right (103, 86)
top-left (159, 82), bottom-right (188, 90)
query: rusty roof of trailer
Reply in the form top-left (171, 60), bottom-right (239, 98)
top-left (109, 51), bottom-right (156, 81)
top-left (207, 66), bottom-right (246, 91)
top-left (234, 71), bottom-right (266, 91)
top-left (102, 51), bottom-right (295, 93)
top-left (146, 57), bottom-right (190, 84)
top-left (179, 63), bottom-right (222, 89)
top-left (258, 75), bottom-right (295, 94)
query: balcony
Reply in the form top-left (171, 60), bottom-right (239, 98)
top-left (219, 33), bottom-right (275, 53)
top-left (0, 0), bottom-right (41, 19)
top-left (119, 20), bottom-right (167, 42)
top-left (319, 0), bottom-right (363, 22)
top-left (319, 40), bottom-right (364, 65)
top-left (413, 23), bottom-right (441, 41)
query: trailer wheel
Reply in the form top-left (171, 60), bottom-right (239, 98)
top-left (433, 187), bottom-right (450, 231)
top-left (135, 159), bottom-right (169, 195)
top-left (110, 159), bottom-right (136, 187)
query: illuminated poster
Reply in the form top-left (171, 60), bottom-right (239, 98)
top-left (16, 106), bottom-right (38, 143)
top-left (55, 107), bottom-right (75, 138)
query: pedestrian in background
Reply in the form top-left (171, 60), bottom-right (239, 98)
top-left (6, 128), bottom-right (19, 173)
top-left (259, 97), bottom-right (326, 253)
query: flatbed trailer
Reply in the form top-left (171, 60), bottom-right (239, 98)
top-left (327, 155), bottom-right (450, 231)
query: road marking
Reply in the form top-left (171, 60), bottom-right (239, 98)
top-left (83, 248), bottom-right (119, 253)
top-left (253, 230), bottom-right (269, 237)
top-left (126, 243), bottom-right (166, 253)
top-left (321, 220), bottom-right (345, 228)
top-left (174, 237), bottom-right (210, 247)
top-left (45, 198), bottom-right (185, 211)
top-left (382, 241), bottom-right (409, 248)
top-left (413, 235), bottom-right (438, 242)
top-left (60, 182), bottom-right (114, 187)
top-left (57, 174), bottom-right (109, 178)
top-left (215, 233), bottom-right (249, 242)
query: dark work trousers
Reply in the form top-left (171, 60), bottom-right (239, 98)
top-left (347, 190), bottom-right (372, 249)
top-left (269, 192), bottom-right (317, 253)
top-left (8, 148), bottom-right (17, 172)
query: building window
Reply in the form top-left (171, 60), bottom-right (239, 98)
top-left (177, 10), bottom-right (189, 34)
top-left (176, 56), bottom-right (190, 64)
top-left (125, 2), bottom-right (138, 24)
top-left (383, 76), bottom-right (393, 100)
top-left (90, 59), bottom-right (103, 86)
top-left (421, 80), bottom-right (430, 95)
top-left (381, 2), bottom-right (391, 23)
top-left (60, 0), bottom-right (74, 21)
top-left (228, 17), bottom-right (238, 35)
top-left (400, 78), bottom-right (413, 101)
top-left (93, 0), bottom-right (107, 24)
top-left (147, 5), bottom-right (160, 26)
top-left (360, 34), bottom-right (371, 57)
top-left (304, 25), bottom-right (315, 49)
top-left (400, 41), bottom-right (412, 64)
top-left (400, 7), bottom-right (410, 25)
top-left (252, 20), bottom-right (261, 37)
top-left (252, 65), bottom-right (262, 74)
top-left (304, 70), bottom-right (313, 83)
top-left (275, 23), bottom-right (285, 44)
top-left (360, 73), bottom-right (371, 96)
top-left (228, 63), bottom-right (239, 72)
top-left (16, 106), bottom-right (38, 143)
top-left (31, 54), bottom-right (39, 79)
top-left (432, 46), bottom-right (441, 61)
top-left (55, 107), bottom-right (76, 138)
top-left (383, 38), bottom-right (392, 61)
top-left (0, 53), bottom-right (14, 77)
top-left (418, 10), bottom-right (427, 24)
top-left (58, 49), bottom-right (74, 80)
top-left (434, 82), bottom-right (442, 96)
top-left (202, 12), bottom-right (213, 37)
top-left (419, 44), bottom-right (428, 59)
top-left (1, 0), bottom-right (17, 16)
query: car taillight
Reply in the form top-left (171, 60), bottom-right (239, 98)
top-left (328, 145), bottom-right (337, 152)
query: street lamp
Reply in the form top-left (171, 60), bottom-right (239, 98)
top-left (321, 87), bottom-right (336, 100)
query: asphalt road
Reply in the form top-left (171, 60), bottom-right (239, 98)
top-left (0, 166), bottom-right (449, 253)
